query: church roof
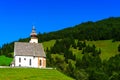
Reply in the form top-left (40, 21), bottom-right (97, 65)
top-left (14, 42), bottom-right (46, 57)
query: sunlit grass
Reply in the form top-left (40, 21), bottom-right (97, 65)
top-left (87, 40), bottom-right (120, 60)
top-left (0, 55), bottom-right (13, 66)
top-left (43, 40), bottom-right (56, 50)
top-left (0, 68), bottom-right (73, 80)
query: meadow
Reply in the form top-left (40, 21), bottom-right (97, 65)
top-left (0, 55), bottom-right (13, 66)
top-left (87, 40), bottom-right (120, 60)
top-left (43, 40), bottom-right (120, 60)
top-left (0, 68), bottom-right (73, 80)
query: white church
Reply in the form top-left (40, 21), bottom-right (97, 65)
top-left (11, 27), bottom-right (46, 68)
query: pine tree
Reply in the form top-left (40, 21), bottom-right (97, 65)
top-left (82, 49), bottom-right (85, 54)
top-left (77, 41), bottom-right (83, 50)
top-left (118, 44), bottom-right (120, 52)
top-left (82, 41), bottom-right (86, 47)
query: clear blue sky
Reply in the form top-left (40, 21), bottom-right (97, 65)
top-left (0, 0), bottom-right (120, 46)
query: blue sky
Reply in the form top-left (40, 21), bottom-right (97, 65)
top-left (0, 0), bottom-right (120, 46)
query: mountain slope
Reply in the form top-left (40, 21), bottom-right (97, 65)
top-left (1, 17), bottom-right (120, 58)
top-left (38, 17), bottom-right (120, 42)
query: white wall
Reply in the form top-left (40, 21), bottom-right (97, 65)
top-left (15, 56), bottom-right (46, 68)
top-left (29, 38), bottom-right (38, 43)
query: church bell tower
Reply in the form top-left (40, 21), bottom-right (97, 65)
top-left (30, 26), bottom-right (38, 43)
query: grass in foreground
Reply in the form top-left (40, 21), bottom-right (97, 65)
top-left (0, 68), bottom-right (73, 80)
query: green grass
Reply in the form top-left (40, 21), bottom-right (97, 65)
top-left (0, 68), bottom-right (73, 80)
top-left (87, 40), bottom-right (120, 60)
top-left (43, 40), bottom-right (120, 60)
top-left (0, 55), bottom-right (13, 66)
top-left (43, 40), bottom-right (56, 50)
top-left (71, 48), bottom-right (83, 59)
top-left (0, 39), bottom-right (118, 80)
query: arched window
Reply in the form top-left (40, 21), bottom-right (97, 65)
top-left (40, 60), bottom-right (42, 66)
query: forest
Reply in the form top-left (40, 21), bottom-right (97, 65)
top-left (0, 17), bottom-right (120, 80)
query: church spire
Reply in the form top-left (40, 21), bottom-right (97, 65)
top-left (30, 26), bottom-right (37, 37)
top-left (30, 26), bottom-right (38, 43)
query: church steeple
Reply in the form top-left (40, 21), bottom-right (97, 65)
top-left (30, 26), bottom-right (38, 43)
top-left (30, 26), bottom-right (37, 38)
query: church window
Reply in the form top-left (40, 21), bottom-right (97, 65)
top-left (29, 59), bottom-right (31, 66)
top-left (19, 58), bottom-right (21, 63)
top-left (40, 60), bottom-right (42, 66)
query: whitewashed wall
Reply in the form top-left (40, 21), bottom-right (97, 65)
top-left (29, 38), bottom-right (38, 43)
top-left (15, 56), bottom-right (46, 68)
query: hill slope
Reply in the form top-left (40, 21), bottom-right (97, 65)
top-left (0, 55), bottom-right (13, 66)
top-left (1, 39), bottom-right (119, 66)
top-left (43, 40), bottom-right (120, 60)
top-left (1, 17), bottom-right (120, 58)
top-left (0, 68), bottom-right (73, 80)
top-left (37, 17), bottom-right (120, 42)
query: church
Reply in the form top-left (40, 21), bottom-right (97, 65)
top-left (11, 27), bottom-right (46, 68)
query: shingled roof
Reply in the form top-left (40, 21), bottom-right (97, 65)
top-left (14, 42), bottom-right (46, 57)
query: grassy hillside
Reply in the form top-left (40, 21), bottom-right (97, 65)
top-left (0, 55), bottom-right (13, 66)
top-left (43, 40), bottom-right (120, 60)
top-left (0, 39), bottom-right (118, 66)
top-left (0, 40), bottom-right (119, 80)
top-left (87, 40), bottom-right (120, 60)
top-left (0, 68), bottom-right (73, 80)
top-left (43, 40), bottom-right (56, 50)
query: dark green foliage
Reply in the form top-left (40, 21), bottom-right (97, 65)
top-left (35, 17), bottom-right (120, 41)
top-left (82, 41), bottom-right (86, 47)
top-left (74, 69), bottom-right (88, 80)
top-left (72, 42), bottom-right (77, 49)
top-left (88, 71), bottom-right (109, 80)
top-left (118, 44), bottom-right (120, 52)
top-left (0, 42), bottom-right (14, 58)
top-left (84, 45), bottom-right (94, 53)
top-left (75, 58), bottom-right (81, 69)
top-left (81, 49), bottom-right (85, 54)
top-left (109, 73), bottom-right (120, 80)
top-left (18, 38), bottom-right (30, 42)
top-left (66, 60), bottom-right (75, 77)
top-left (102, 54), bottom-right (120, 80)
top-left (50, 38), bottom-right (73, 54)
top-left (77, 41), bottom-right (83, 50)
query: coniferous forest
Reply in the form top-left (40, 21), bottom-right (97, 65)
top-left (0, 17), bottom-right (120, 80)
